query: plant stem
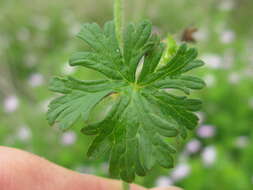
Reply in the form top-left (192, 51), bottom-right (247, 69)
top-left (114, 2), bottom-right (128, 188)
top-left (114, 0), bottom-right (124, 48)
top-left (122, 181), bottom-right (130, 190)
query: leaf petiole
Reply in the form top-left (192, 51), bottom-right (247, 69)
top-left (114, 0), bottom-right (124, 48)
top-left (122, 181), bottom-right (130, 190)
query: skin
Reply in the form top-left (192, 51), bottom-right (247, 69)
top-left (0, 146), bottom-right (181, 190)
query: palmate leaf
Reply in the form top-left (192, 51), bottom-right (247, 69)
top-left (47, 20), bottom-right (205, 182)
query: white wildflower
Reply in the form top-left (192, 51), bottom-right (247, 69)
top-left (193, 28), bottom-right (208, 42)
top-left (201, 146), bottom-right (217, 167)
top-left (228, 72), bottom-right (241, 84)
top-left (17, 125), bottom-right (31, 141)
top-left (219, 0), bottom-right (235, 11)
top-left (197, 125), bottom-right (216, 138)
top-left (156, 176), bottom-right (174, 187)
top-left (61, 131), bottom-right (76, 146)
top-left (3, 95), bottom-right (19, 113)
top-left (186, 139), bottom-right (201, 154)
top-left (235, 136), bottom-right (249, 148)
top-left (202, 54), bottom-right (222, 69)
top-left (171, 163), bottom-right (191, 181)
top-left (28, 73), bottom-right (44, 87)
top-left (220, 30), bottom-right (235, 44)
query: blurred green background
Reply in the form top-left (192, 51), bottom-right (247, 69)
top-left (1, 0), bottom-right (253, 189)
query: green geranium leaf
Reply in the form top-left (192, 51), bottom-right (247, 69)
top-left (47, 20), bottom-right (205, 182)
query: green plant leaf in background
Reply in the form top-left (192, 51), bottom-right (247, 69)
top-left (47, 20), bottom-right (205, 182)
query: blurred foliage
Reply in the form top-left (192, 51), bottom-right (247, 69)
top-left (0, 0), bottom-right (253, 189)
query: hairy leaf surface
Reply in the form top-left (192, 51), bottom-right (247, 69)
top-left (47, 20), bottom-right (205, 182)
